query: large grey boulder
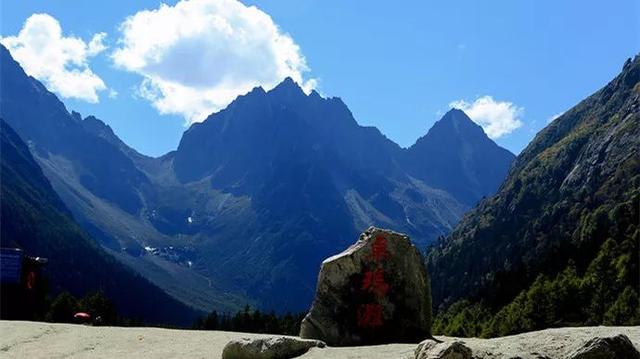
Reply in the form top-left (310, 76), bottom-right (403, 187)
top-left (414, 330), bottom-right (640, 359)
top-left (299, 226), bottom-right (432, 346)
top-left (221, 336), bottom-right (325, 359)
top-left (415, 339), bottom-right (473, 359)
top-left (566, 334), bottom-right (640, 359)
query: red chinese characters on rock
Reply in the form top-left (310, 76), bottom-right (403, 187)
top-left (371, 236), bottom-right (389, 262)
top-left (361, 268), bottom-right (390, 297)
top-left (357, 303), bottom-right (383, 328)
top-left (357, 235), bottom-right (390, 328)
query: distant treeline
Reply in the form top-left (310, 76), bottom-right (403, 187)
top-left (429, 147), bottom-right (640, 338)
top-left (47, 291), bottom-right (148, 326)
top-left (0, 288), bottom-right (145, 327)
top-left (193, 306), bottom-right (305, 335)
top-left (7, 286), bottom-right (307, 334)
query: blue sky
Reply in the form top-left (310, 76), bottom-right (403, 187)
top-left (2, 0), bottom-right (638, 156)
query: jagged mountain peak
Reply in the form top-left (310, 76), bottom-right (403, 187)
top-left (71, 111), bottom-right (83, 122)
top-left (81, 114), bottom-right (121, 146)
top-left (83, 115), bottom-right (112, 132)
top-left (423, 108), bottom-right (487, 141)
top-left (405, 109), bottom-right (515, 206)
top-left (441, 107), bottom-right (467, 120)
top-left (267, 76), bottom-right (306, 99)
top-left (440, 108), bottom-right (472, 125)
top-left (309, 89), bottom-right (322, 99)
top-left (277, 75), bottom-right (298, 87)
top-left (246, 85), bottom-right (267, 96)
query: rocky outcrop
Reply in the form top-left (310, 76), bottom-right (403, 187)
top-left (221, 336), bottom-right (325, 359)
top-left (566, 334), bottom-right (640, 359)
top-left (415, 340), bottom-right (472, 359)
top-left (415, 328), bottom-right (640, 359)
top-left (299, 227), bottom-right (432, 346)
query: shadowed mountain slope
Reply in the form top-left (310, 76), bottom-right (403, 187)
top-left (427, 55), bottom-right (640, 336)
top-left (1, 43), bottom-right (513, 313)
top-left (0, 119), bottom-right (201, 326)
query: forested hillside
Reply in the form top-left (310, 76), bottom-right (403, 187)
top-left (427, 55), bottom-right (640, 337)
top-left (0, 119), bottom-right (201, 326)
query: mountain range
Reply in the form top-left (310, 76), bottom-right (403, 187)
top-left (0, 44), bottom-right (513, 315)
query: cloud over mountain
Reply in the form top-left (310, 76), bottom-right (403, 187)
top-left (0, 14), bottom-right (108, 103)
top-left (112, 0), bottom-right (316, 124)
top-left (449, 96), bottom-right (523, 139)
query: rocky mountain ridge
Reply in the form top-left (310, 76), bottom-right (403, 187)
top-left (0, 43), bottom-right (514, 313)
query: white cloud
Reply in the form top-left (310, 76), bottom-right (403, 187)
top-left (88, 32), bottom-right (108, 56)
top-left (112, 0), bottom-right (316, 124)
top-left (0, 14), bottom-right (108, 103)
top-left (108, 88), bottom-right (118, 99)
top-left (449, 96), bottom-right (523, 138)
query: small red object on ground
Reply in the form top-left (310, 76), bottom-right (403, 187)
top-left (74, 312), bottom-right (91, 320)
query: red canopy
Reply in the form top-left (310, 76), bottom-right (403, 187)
top-left (74, 312), bottom-right (91, 319)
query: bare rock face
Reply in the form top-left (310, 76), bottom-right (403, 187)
top-left (221, 336), bottom-right (325, 359)
top-left (299, 227), bottom-right (432, 346)
top-left (566, 334), bottom-right (640, 359)
top-left (415, 339), bottom-right (472, 359)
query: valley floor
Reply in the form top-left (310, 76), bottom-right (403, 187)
top-left (0, 321), bottom-right (638, 358)
top-left (0, 321), bottom-right (416, 358)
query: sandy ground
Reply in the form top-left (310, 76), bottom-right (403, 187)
top-left (0, 321), bottom-right (638, 358)
top-left (0, 321), bottom-right (415, 358)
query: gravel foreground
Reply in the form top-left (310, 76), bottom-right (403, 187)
top-left (0, 321), bottom-right (637, 358)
